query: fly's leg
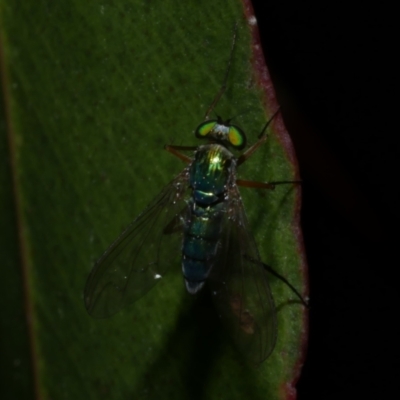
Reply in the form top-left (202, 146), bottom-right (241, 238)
top-left (237, 108), bottom-right (281, 166)
top-left (164, 144), bottom-right (196, 163)
top-left (237, 110), bottom-right (301, 189)
top-left (261, 260), bottom-right (309, 307)
top-left (237, 179), bottom-right (301, 190)
top-left (237, 179), bottom-right (275, 190)
top-left (238, 118), bottom-right (305, 306)
top-left (244, 255), bottom-right (309, 308)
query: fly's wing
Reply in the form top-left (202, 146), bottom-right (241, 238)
top-left (208, 185), bottom-right (277, 365)
top-left (84, 168), bottom-right (190, 318)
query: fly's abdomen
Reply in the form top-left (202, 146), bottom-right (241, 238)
top-left (182, 200), bottom-right (224, 293)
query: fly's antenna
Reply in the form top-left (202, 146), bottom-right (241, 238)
top-left (204, 23), bottom-right (239, 120)
top-left (258, 107), bottom-right (281, 139)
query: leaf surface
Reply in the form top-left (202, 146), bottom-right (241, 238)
top-left (0, 1), bottom-right (308, 399)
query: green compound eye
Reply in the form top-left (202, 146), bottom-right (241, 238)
top-left (228, 126), bottom-right (246, 150)
top-left (195, 121), bottom-right (217, 138)
top-left (195, 120), bottom-right (246, 150)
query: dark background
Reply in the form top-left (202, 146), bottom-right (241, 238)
top-left (252, 2), bottom-right (397, 399)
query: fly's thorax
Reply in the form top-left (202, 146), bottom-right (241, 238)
top-left (189, 144), bottom-right (236, 199)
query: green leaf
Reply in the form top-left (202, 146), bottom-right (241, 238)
top-left (0, 1), bottom-right (308, 399)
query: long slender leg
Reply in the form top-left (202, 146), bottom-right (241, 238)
top-left (204, 23), bottom-right (238, 120)
top-left (244, 255), bottom-right (309, 308)
top-left (261, 261), bottom-right (309, 308)
top-left (164, 144), bottom-right (196, 163)
top-left (236, 179), bottom-right (275, 190)
top-left (237, 179), bottom-right (301, 190)
top-left (237, 108), bottom-right (281, 166)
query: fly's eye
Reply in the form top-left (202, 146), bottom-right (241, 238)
top-left (228, 126), bottom-right (246, 150)
top-left (195, 121), bottom-right (217, 139)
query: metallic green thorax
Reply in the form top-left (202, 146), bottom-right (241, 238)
top-left (190, 144), bottom-right (233, 198)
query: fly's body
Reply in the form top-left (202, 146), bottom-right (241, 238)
top-left (183, 144), bottom-right (234, 293)
top-left (84, 27), bottom-right (306, 365)
top-left (83, 114), bottom-right (303, 365)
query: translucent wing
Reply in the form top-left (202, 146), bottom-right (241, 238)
top-left (84, 168), bottom-right (190, 318)
top-left (208, 184), bottom-right (277, 365)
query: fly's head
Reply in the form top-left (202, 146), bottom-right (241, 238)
top-left (195, 116), bottom-right (247, 150)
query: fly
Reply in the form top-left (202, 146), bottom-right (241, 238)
top-left (84, 25), bottom-right (307, 365)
